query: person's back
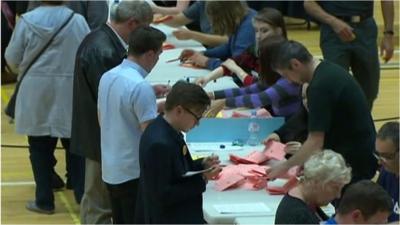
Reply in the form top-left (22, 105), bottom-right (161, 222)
top-left (139, 116), bottom-right (205, 224)
top-left (308, 60), bottom-right (377, 179)
top-left (71, 24), bottom-right (127, 161)
top-left (98, 61), bottom-right (156, 185)
top-left (6, 4), bottom-right (89, 137)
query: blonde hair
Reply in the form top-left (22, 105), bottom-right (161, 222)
top-left (302, 150), bottom-right (351, 185)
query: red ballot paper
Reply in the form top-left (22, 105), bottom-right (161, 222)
top-left (162, 43), bottom-right (175, 50)
top-left (153, 15), bottom-right (173, 24)
top-left (266, 176), bottom-right (298, 195)
top-left (179, 62), bottom-right (203, 69)
top-left (264, 141), bottom-right (286, 161)
top-left (214, 173), bottom-right (245, 191)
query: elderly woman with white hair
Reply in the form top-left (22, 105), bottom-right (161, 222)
top-left (275, 150), bottom-right (352, 224)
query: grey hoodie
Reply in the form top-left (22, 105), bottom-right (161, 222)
top-left (5, 5), bottom-right (90, 138)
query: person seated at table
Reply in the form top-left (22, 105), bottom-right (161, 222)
top-left (375, 121), bottom-right (399, 223)
top-left (275, 150), bottom-right (351, 224)
top-left (195, 7), bottom-right (287, 88)
top-left (162, 1), bottom-right (228, 47)
top-left (179, 1), bottom-right (256, 70)
top-left (205, 35), bottom-right (301, 120)
top-left (137, 81), bottom-right (222, 224)
top-left (323, 180), bottom-right (393, 224)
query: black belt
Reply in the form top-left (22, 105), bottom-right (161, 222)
top-left (336, 14), bottom-right (372, 23)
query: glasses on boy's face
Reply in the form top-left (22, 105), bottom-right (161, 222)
top-left (373, 151), bottom-right (399, 162)
top-left (181, 106), bottom-right (202, 123)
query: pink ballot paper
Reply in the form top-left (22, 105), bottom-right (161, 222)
top-left (264, 141), bottom-right (286, 161)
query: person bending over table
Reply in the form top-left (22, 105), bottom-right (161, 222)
top-left (179, 1), bottom-right (256, 70)
top-left (195, 7), bottom-right (287, 88)
top-left (205, 35), bottom-right (301, 121)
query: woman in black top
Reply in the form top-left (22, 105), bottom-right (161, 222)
top-left (275, 150), bottom-right (351, 224)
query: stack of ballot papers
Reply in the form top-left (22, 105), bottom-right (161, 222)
top-left (214, 164), bottom-right (269, 191)
top-left (266, 177), bottom-right (298, 195)
top-left (229, 141), bottom-right (286, 164)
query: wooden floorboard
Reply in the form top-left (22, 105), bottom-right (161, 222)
top-left (1, 8), bottom-right (399, 224)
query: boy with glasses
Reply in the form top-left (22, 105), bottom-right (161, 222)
top-left (137, 81), bottom-right (222, 223)
top-left (375, 121), bottom-right (399, 222)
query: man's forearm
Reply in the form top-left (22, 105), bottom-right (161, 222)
top-left (381, 0), bottom-right (394, 31)
top-left (304, 1), bottom-right (337, 26)
top-left (284, 135), bottom-right (323, 168)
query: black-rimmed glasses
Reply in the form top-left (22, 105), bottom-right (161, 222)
top-left (181, 106), bottom-right (202, 122)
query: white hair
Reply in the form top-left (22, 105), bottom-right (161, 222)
top-left (110, 0), bottom-right (153, 24)
top-left (302, 150), bottom-right (352, 185)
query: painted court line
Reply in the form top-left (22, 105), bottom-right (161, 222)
top-left (2, 181), bottom-right (80, 224)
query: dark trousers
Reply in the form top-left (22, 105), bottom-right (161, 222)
top-left (320, 18), bottom-right (379, 110)
top-left (28, 136), bottom-right (69, 210)
top-left (106, 178), bottom-right (139, 224)
top-left (28, 136), bottom-right (85, 209)
top-left (51, 140), bottom-right (85, 203)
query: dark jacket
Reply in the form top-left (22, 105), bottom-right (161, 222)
top-left (70, 24), bottom-right (126, 161)
top-left (28, 1), bottom-right (108, 30)
top-left (137, 115), bottom-right (206, 224)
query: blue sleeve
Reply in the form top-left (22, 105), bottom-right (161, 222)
top-left (131, 82), bottom-right (157, 123)
top-left (204, 43), bottom-right (230, 70)
top-left (229, 10), bottom-right (256, 57)
top-left (182, 1), bottom-right (202, 21)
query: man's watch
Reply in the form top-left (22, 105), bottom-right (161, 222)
top-left (384, 30), bottom-right (394, 35)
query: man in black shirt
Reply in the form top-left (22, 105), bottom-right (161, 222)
top-left (265, 38), bottom-right (378, 183)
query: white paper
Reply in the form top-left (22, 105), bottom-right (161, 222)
top-left (213, 202), bottom-right (272, 214)
top-left (182, 167), bottom-right (213, 177)
top-left (187, 142), bottom-right (243, 152)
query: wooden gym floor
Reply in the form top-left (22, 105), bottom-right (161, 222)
top-left (1, 4), bottom-right (399, 224)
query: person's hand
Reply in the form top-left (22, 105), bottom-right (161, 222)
top-left (194, 76), bottom-right (210, 87)
top-left (179, 49), bottom-right (196, 62)
top-left (266, 161), bottom-right (290, 180)
top-left (263, 132), bottom-right (281, 146)
top-left (330, 18), bottom-right (355, 42)
top-left (188, 52), bottom-right (209, 68)
top-left (203, 165), bottom-right (223, 180)
top-left (157, 99), bottom-right (166, 113)
top-left (204, 99), bottom-right (225, 118)
top-left (380, 34), bottom-right (394, 63)
top-left (172, 29), bottom-right (193, 40)
top-left (207, 92), bottom-right (215, 100)
top-left (221, 58), bottom-right (239, 72)
top-left (284, 141), bottom-right (302, 155)
top-left (153, 84), bottom-right (171, 97)
top-left (202, 154), bottom-right (220, 168)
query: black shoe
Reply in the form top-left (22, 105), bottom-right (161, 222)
top-left (52, 172), bottom-right (65, 191)
top-left (66, 179), bottom-right (73, 190)
top-left (25, 201), bottom-right (54, 215)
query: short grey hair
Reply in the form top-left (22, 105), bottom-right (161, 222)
top-left (110, 0), bottom-right (153, 24)
top-left (302, 150), bottom-right (352, 185)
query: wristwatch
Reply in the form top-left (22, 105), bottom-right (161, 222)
top-left (384, 30), bottom-right (394, 35)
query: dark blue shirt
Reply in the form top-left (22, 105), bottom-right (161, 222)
top-left (377, 169), bottom-right (399, 222)
top-left (182, 1), bottom-right (210, 33)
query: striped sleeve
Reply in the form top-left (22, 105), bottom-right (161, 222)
top-left (224, 78), bottom-right (300, 110)
top-left (214, 82), bottom-right (267, 99)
